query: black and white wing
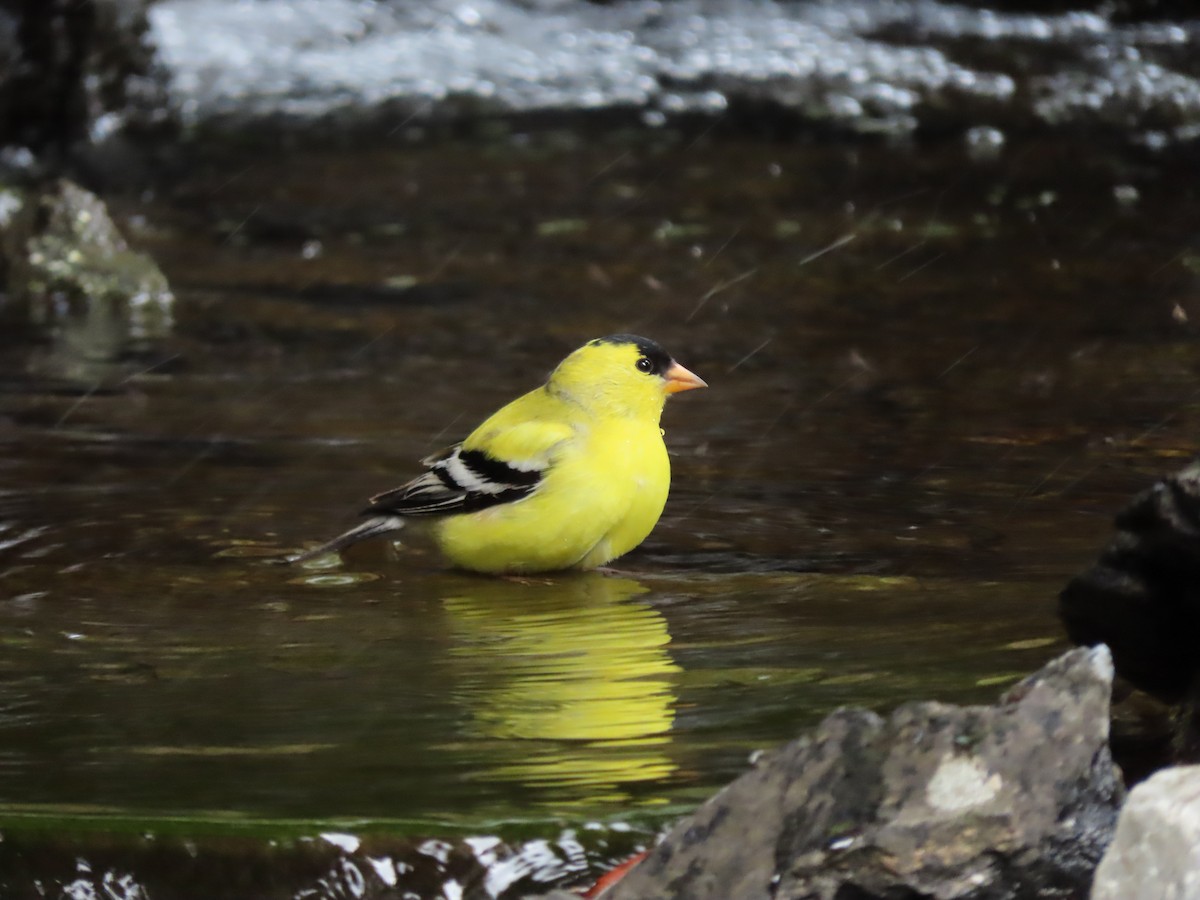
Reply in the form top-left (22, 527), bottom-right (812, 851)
top-left (363, 444), bottom-right (544, 517)
top-left (290, 442), bottom-right (550, 563)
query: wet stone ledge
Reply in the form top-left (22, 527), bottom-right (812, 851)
top-left (146, 0), bottom-right (1200, 145)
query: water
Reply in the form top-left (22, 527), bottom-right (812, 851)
top-left (1, 123), bottom-right (1198, 896)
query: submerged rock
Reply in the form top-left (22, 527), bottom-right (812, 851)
top-left (575, 647), bottom-right (1120, 900)
top-left (0, 823), bottom-right (648, 900)
top-left (1091, 765), bottom-right (1200, 900)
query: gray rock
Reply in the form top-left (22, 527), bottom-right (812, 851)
top-left (1091, 765), bottom-right (1200, 900)
top-left (0, 180), bottom-right (173, 376)
top-left (594, 647), bottom-right (1121, 900)
top-left (1, 179), bottom-right (171, 310)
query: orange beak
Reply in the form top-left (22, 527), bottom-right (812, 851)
top-left (664, 361), bottom-right (708, 394)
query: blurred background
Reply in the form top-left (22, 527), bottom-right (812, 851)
top-left (0, 0), bottom-right (1198, 896)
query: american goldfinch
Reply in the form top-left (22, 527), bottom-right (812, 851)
top-left (292, 334), bottom-right (706, 573)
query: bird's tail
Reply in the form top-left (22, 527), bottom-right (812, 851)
top-left (287, 516), bottom-right (405, 564)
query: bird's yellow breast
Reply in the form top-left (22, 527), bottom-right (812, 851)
top-left (433, 417), bottom-right (670, 574)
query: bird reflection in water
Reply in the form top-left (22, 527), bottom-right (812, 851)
top-left (442, 572), bottom-right (679, 807)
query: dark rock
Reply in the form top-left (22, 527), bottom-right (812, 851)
top-left (1107, 681), bottom-right (1174, 786)
top-left (0, 0), bottom-right (167, 157)
top-left (1059, 459), bottom-right (1200, 703)
top-left (585, 647), bottom-right (1120, 900)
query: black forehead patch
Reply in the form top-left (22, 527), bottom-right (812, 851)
top-left (591, 334), bottom-right (674, 375)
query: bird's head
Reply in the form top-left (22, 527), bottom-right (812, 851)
top-left (548, 334), bottom-right (707, 420)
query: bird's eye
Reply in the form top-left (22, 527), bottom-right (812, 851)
top-left (635, 357), bottom-right (654, 374)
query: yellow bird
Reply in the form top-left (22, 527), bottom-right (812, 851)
top-left (292, 334), bottom-right (706, 573)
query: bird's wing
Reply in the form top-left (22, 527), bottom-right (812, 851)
top-left (364, 421), bottom-right (574, 518)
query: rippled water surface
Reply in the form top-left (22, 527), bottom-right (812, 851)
top-left (2, 123), bottom-right (1198, 895)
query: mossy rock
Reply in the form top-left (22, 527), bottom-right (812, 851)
top-left (0, 179), bottom-right (171, 309)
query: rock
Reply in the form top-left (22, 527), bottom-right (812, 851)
top-left (1108, 682), bottom-right (1174, 787)
top-left (1091, 765), bottom-right (1200, 900)
top-left (0, 179), bottom-right (173, 367)
top-left (589, 647), bottom-right (1121, 900)
top-left (1059, 459), bottom-right (1200, 702)
top-left (1, 179), bottom-right (171, 308)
